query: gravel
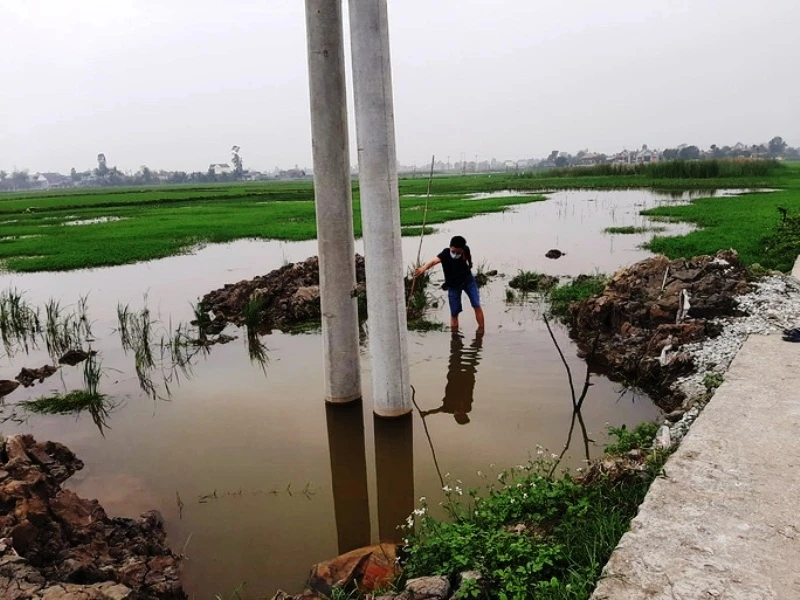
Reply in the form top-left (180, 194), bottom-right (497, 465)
top-left (669, 274), bottom-right (800, 442)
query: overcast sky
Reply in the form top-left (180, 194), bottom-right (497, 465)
top-left (2, 0), bottom-right (799, 174)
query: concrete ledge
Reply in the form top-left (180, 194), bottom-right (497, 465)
top-left (591, 335), bottom-right (800, 600)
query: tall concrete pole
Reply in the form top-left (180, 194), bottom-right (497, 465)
top-left (305, 0), bottom-right (361, 403)
top-left (349, 0), bottom-right (411, 416)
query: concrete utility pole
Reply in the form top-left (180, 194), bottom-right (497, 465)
top-left (349, 0), bottom-right (411, 417)
top-left (305, 0), bottom-right (361, 403)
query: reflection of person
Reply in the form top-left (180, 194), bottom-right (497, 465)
top-left (421, 330), bottom-right (483, 425)
top-left (414, 235), bottom-right (485, 331)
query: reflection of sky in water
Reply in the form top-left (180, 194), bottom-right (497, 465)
top-left (0, 188), bottom-right (762, 597)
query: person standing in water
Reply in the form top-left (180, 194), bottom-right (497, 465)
top-left (414, 235), bottom-right (485, 331)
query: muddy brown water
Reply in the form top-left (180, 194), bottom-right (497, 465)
top-left (0, 189), bottom-right (745, 598)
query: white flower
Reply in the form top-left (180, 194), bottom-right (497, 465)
top-left (419, 496), bottom-right (426, 502)
top-left (476, 470), bottom-right (483, 477)
top-left (523, 493), bottom-right (528, 499)
top-left (510, 498), bottom-right (515, 504)
top-left (443, 485), bottom-right (452, 493)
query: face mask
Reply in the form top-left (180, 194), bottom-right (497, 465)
top-left (450, 251), bottom-right (461, 259)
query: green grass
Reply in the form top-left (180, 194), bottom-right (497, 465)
top-left (603, 226), bottom-right (666, 235)
top-left (3, 160), bottom-right (799, 272)
top-left (548, 276), bottom-right (608, 318)
top-left (643, 163), bottom-right (800, 271)
top-left (402, 423), bottom-right (670, 599)
top-left (0, 182), bottom-right (545, 272)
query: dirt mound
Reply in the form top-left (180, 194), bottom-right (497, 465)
top-left (568, 250), bottom-right (751, 410)
top-left (0, 434), bottom-right (185, 599)
top-left (202, 256), bottom-right (367, 332)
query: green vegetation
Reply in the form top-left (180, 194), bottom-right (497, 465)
top-left (4, 159), bottom-right (798, 273)
top-left (508, 270), bottom-right (558, 293)
top-left (0, 182), bottom-right (544, 272)
top-left (643, 163), bottom-right (800, 271)
top-left (402, 423), bottom-right (669, 599)
top-left (603, 225), bottom-right (666, 235)
top-left (603, 422), bottom-right (660, 454)
top-left (21, 354), bottom-right (114, 433)
top-left (536, 159), bottom-right (784, 180)
top-left (548, 276), bottom-right (608, 318)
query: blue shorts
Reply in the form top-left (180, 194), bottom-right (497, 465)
top-left (448, 277), bottom-right (481, 317)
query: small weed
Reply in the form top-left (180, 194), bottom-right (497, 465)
top-left (703, 372), bottom-right (724, 391)
top-left (505, 288), bottom-right (516, 303)
top-left (604, 422), bottom-right (659, 455)
top-left (214, 582), bottom-right (246, 600)
top-left (548, 275), bottom-right (608, 319)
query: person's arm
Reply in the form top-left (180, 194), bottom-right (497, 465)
top-left (414, 256), bottom-right (441, 277)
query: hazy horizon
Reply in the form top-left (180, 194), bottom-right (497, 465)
top-left (2, 0), bottom-right (799, 174)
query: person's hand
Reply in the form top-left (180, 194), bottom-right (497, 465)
top-left (413, 267), bottom-right (425, 277)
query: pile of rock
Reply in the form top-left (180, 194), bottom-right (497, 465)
top-left (0, 434), bottom-right (185, 599)
top-left (202, 255), bottom-right (367, 332)
top-left (568, 250), bottom-right (752, 410)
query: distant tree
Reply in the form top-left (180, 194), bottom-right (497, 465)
top-left (96, 153), bottom-right (109, 177)
top-left (0, 170), bottom-right (7, 181)
top-left (231, 145), bottom-right (243, 178)
top-left (786, 147), bottom-right (800, 160)
top-left (663, 148), bottom-right (679, 160)
top-left (768, 136), bottom-right (787, 156)
top-left (678, 145), bottom-right (700, 160)
top-left (141, 166), bottom-right (153, 184)
top-left (547, 150), bottom-right (559, 163)
top-left (70, 167), bottom-right (80, 182)
top-left (555, 155), bottom-right (569, 168)
top-left (11, 170), bottom-right (30, 188)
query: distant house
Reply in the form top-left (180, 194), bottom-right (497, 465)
top-left (612, 151), bottom-right (634, 165)
top-left (41, 173), bottom-right (71, 188)
top-left (635, 149), bottom-right (660, 164)
top-left (209, 163), bottom-right (231, 176)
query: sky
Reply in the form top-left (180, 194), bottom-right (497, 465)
top-left (2, 0), bottom-right (799, 174)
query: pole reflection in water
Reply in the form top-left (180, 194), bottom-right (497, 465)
top-left (325, 400), bottom-right (371, 554)
top-left (374, 413), bottom-right (414, 543)
top-left (421, 330), bottom-right (484, 425)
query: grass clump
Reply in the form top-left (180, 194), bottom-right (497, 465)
top-left (603, 422), bottom-right (660, 454)
top-left (402, 423), bottom-right (670, 599)
top-left (603, 225), bottom-right (666, 235)
top-left (537, 159), bottom-right (784, 180)
top-left (548, 275), bottom-right (608, 318)
top-left (21, 354), bottom-right (114, 433)
top-left (508, 270), bottom-right (558, 293)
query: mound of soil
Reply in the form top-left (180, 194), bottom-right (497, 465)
top-left (0, 434), bottom-right (185, 599)
top-left (202, 256), bottom-right (368, 332)
top-left (567, 249), bottom-right (751, 410)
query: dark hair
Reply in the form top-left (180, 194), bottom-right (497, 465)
top-left (450, 235), bottom-right (467, 249)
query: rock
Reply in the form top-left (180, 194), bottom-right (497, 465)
top-left (16, 365), bottom-right (59, 387)
top-left (404, 576), bottom-right (451, 600)
top-left (307, 543), bottom-right (399, 597)
top-left (545, 249), bottom-right (565, 259)
top-left (0, 380), bottom-right (20, 397)
top-left (0, 435), bottom-right (185, 599)
top-left (664, 409), bottom-right (685, 423)
top-left (58, 349), bottom-right (96, 367)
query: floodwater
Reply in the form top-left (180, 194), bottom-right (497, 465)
top-left (0, 189), bottom-right (726, 598)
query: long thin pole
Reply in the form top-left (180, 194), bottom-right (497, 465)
top-left (349, 0), bottom-right (411, 416)
top-left (305, 0), bottom-right (361, 403)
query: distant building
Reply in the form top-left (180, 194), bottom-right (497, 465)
top-left (209, 163), bottom-right (231, 176)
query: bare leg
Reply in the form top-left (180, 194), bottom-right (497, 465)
top-left (475, 307), bottom-right (485, 332)
top-left (450, 316), bottom-right (459, 331)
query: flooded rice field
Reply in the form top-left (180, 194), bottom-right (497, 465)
top-left (0, 189), bottom-right (738, 597)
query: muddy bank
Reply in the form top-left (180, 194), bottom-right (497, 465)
top-left (0, 434), bottom-right (185, 599)
top-left (201, 255), bottom-right (366, 332)
top-left (202, 255), bottom-right (439, 332)
top-left (567, 250), bottom-right (752, 411)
